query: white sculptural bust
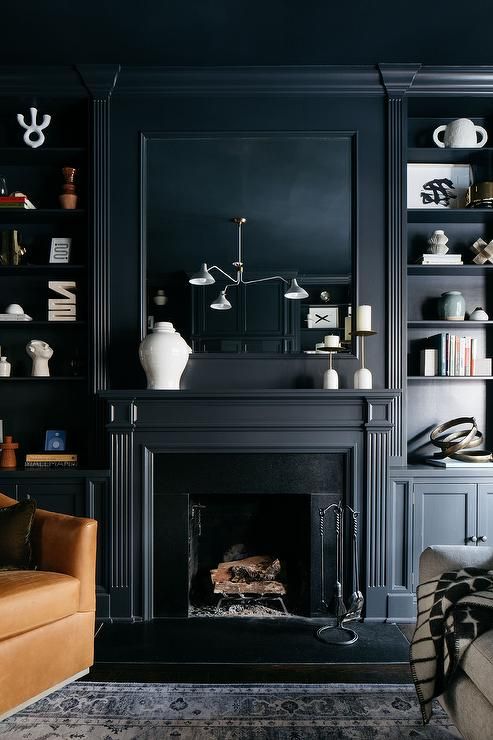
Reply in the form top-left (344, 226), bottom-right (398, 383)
top-left (26, 340), bottom-right (53, 377)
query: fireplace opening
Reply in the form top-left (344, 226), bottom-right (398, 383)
top-left (188, 495), bottom-right (310, 617)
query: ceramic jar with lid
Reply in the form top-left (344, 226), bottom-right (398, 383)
top-left (139, 321), bottom-right (192, 390)
top-left (438, 291), bottom-right (466, 321)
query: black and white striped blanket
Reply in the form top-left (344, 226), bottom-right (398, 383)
top-left (411, 567), bottom-right (493, 723)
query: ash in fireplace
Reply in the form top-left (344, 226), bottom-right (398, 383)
top-left (189, 603), bottom-right (290, 617)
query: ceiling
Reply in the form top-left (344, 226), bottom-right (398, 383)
top-left (2, 1), bottom-right (491, 66)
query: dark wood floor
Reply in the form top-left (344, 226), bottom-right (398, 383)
top-left (86, 619), bottom-right (415, 684)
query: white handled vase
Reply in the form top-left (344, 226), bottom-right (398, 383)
top-left (139, 321), bottom-right (192, 390)
top-left (433, 118), bottom-right (488, 149)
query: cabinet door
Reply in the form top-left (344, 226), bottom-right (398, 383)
top-left (414, 483), bottom-right (477, 576)
top-left (17, 482), bottom-right (85, 517)
top-left (478, 484), bottom-right (493, 547)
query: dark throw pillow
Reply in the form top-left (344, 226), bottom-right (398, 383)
top-left (0, 499), bottom-right (36, 570)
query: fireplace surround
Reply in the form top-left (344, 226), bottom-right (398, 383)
top-left (101, 389), bottom-right (402, 623)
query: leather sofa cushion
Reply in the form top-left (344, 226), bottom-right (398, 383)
top-left (461, 630), bottom-right (493, 706)
top-left (0, 570), bottom-right (80, 640)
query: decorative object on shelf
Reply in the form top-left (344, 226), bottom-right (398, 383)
top-left (0, 356), bottom-right (11, 377)
top-left (407, 164), bottom-right (471, 209)
top-left (470, 237), bottom-right (493, 264)
top-left (153, 289), bottom-right (168, 306)
top-left (427, 229), bottom-right (449, 255)
top-left (352, 305), bottom-right (376, 389)
top-left (306, 305), bottom-right (339, 329)
top-left (344, 306), bottom-right (352, 341)
top-left (48, 281), bottom-right (76, 321)
top-left (465, 182), bottom-right (493, 209)
top-left (316, 502), bottom-right (362, 646)
top-left (16, 107), bottom-right (51, 149)
top-left (44, 430), bottom-right (66, 451)
top-left (438, 291), bottom-right (466, 321)
top-left (49, 237), bottom-right (71, 264)
top-left (0, 230), bottom-right (27, 266)
top-left (0, 420), bottom-right (3, 443)
top-left (25, 452), bottom-right (78, 469)
top-left (59, 167), bottom-right (78, 209)
top-left (0, 303), bottom-right (32, 321)
top-left (0, 435), bottom-right (19, 469)
top-left (0, 177), bottom-right (7, 196)
top-left (319, 290), bottom-right (331, 303)
top-left (432, 118), bottom-right (488, 149)
top-left (315, 335), bottom-right (342, 389)
top-left (188, 217), bottom-right (308, 311)
top-left (139, 321), bottom-right (192, 390)
top-left (26, 340), bottom-right (53, 377)
top-left (469, 307), bottom-right (489, 321)
top-left (475, 358), bottom-right (492, 376)
top-left (430, 416), bottom-right (483, 460)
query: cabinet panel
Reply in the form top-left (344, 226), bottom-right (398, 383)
top-left (17, 482), bottom-right (85, 517)
top-left (414, 483), bottom-right (476, 574)
top-left (478, 484), bottom-right (493, 547)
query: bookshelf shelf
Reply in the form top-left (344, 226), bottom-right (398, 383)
top-left (408, 208), bottom-right (493, 223)
top-left (408, 320), bottom-right (493, 328)
top-left (408, 376), bottom-right (493, 381)
top-left (408, 265), bottom-right (493, 276)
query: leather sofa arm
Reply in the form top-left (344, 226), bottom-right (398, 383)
top-left (420, 545), bottom-right (493, 585)
top-left (31, 508), bottom-right (97, 612)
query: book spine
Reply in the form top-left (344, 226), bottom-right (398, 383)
top-left (441, 333), bottom-right (447, 376)
top-left (471, 337), bottom-right (478, 376)
top-left (465, 337), bottom-right (471, 376)
top-left (24, 461), bottom-right (78, 468)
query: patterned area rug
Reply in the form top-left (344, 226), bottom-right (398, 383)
top-left (0, 682), bottom-right (461, 739)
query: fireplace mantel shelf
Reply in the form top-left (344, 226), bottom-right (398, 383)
top-left (100, 389), bottom-right (399, 401)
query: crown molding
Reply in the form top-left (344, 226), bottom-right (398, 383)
top-left (410, 66), bottom-right (493, 96)
top-left (0, 66), bottom-right (86, 96)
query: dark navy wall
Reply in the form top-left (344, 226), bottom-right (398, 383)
top-left (0, 2), bottom-right (489, 66)
top-left (109, 84), bottom-right (386, 390)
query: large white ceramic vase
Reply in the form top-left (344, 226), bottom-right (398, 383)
top-left (139, 321), bottom-right (192, 390)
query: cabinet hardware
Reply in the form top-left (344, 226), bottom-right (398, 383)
top-left (479, 535), bottom-right (488, 543)
top-left (469, 536), bottom-right (478, 543)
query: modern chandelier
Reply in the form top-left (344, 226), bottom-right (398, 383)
top-left (189, 217), bottom-right (309, 310)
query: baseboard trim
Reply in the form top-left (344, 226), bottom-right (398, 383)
top-left (0, 668), bottom-right (89, 722)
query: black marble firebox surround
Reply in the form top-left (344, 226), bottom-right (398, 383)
top-left (100, 389), bottom-right (400, 623)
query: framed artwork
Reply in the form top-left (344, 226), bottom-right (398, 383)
top-left (407, 164), bottom-right (472, 209)
top-left (49, 237), bottom-right (71, 263)
top-left (306, 306), bottom-right (339, 329)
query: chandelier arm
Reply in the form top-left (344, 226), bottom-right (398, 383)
top-left (241, 275), bottom-right (289, 286)
top-left (208, 265), bottom-right (238, 284)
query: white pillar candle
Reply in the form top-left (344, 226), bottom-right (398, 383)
top-left (356, 305), bottom-right (372, 332)
top-left (324, 334), bottom-right (340, 348)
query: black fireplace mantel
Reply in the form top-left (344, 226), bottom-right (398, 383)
top-left (100, 388), bottom-right (402, 622)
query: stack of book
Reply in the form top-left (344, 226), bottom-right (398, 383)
top-left (0, 195), bottom-right (36, 210)
top-left (420, 253), bottom-right (463, 265)
top-left (25, 453), bottom-right (78, 469)
top-left (421, 333), bottom-right (478, 376)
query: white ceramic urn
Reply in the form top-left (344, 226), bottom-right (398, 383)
top-left (139, 321), bottom-right (192, 390)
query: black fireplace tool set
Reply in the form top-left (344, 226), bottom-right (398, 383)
top-left (317, 501), bottom-right (363, 645)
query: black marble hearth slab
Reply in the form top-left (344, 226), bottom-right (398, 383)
top-left (95, 619), bottom-right (409, 665)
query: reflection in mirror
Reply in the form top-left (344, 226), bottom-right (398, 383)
top-left (145, 133), bottom-right (354, 354)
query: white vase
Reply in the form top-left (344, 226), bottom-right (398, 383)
top-left (427, 230), bottom-right (449, 255)
top-left (0, 357), bottom-right (11, 377)
top-left (139, 321), bottom-right (192, 390)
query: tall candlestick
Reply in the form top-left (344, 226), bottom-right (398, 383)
top-left (356, 305), bottom-right (372, 332)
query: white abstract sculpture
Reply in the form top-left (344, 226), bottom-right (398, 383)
top-left (26, 340), bottom-right (53, 377)
top-left (17, 107), bottom-right (51, 149)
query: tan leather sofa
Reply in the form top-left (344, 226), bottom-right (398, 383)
top-left (0, 492), bottom-right (97, 720)
top-left (420, 545), bottom-right (493, 740)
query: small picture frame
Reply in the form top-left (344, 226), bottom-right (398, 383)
top-left (49, 237), bottom-right (72, 263)
top-left (306, 306), bottom-right (339, 329)
top-left (44, 429), bottom-right (66, 451)
top-left (407, 164), bottom-right (471, 209)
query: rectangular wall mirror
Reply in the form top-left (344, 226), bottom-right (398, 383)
top-left (142, 132), bottom-right (356, 355)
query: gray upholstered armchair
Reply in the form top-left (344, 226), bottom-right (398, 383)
top-left (419, 546), bottom-right (493, 740)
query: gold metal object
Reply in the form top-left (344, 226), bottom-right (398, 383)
top-left (452, 450), bottom-right (493, 463)
top-left (465, 182), bottom-right (493, 208)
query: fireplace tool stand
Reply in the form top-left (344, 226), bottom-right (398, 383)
top-left (316, 502), bottom-right (363, 646)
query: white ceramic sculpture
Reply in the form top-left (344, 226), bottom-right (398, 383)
top-left (17, 107), bottom-right (51, 149)
top-left (139, 321), bottom-right (192, 390)
top-left (427, 229), bottom-right (449, 255)
top-left (469, 307), bottom-right (490, 321)
top-left (0, 357), bottom-right (11, 377)
top-left (433, 118), bottom-right (488, 149)
top-left (354, 367), bottom-right (373, 390)
top-left (26, 340), bottom-right (53, 377)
